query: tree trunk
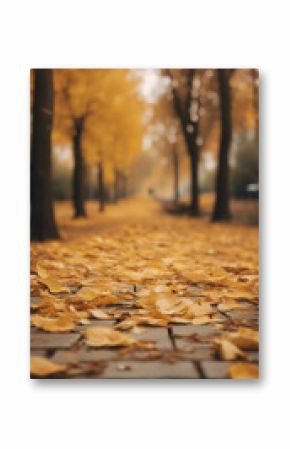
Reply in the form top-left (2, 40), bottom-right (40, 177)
top-left (184, 128), bottom-right (200, 215)
top-left (188, 144), bottom-right (199, 215)
top-left (172, 148), bottom-right (179, 204)
top-left (98, 161), bottom-right (105, 212)
top-left (30, 69), bottom-right (59, 241)
top-left (168, 69), bottom-right (200, 215)
top-left (251, 69), bottom-right (259, 136)
top-left (72, 118), bottom-right (86, 218)
top-left (212, 69), bottom-right (232, 221)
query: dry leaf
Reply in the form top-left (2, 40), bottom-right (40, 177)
top-left (31, 314), bottom-right (75, 332)
top-left (227, 327), bottom-right (259, 349)
top-left (137, 292), bottom-right (213, 320)
top-left (39, 277), bottom-right (70, 294)
top-left (90, 309), bottom-right (111, 319)
top-left (31, 356), bottom-right (66, 377)
top-left (37, 264), bottom-right (49, 279)
top-left (84, 326), bottom-right (135, 347)
top-left (74, 287), bottom-right (98, 301)
top-left (229, 363), bottom-right (259, 379)
top-left (213, 337), bottom-right (246, 361)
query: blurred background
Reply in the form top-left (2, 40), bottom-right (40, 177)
top-left (30, 68), bottom-right (259, 241)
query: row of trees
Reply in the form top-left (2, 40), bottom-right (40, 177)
top-left (30, 68), bottom-right (258, 241)
top-left (151, 68), bottom-right (258, 219)
top-left (31, 69), bottom-right (144, 240)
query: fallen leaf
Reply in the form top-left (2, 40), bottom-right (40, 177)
top-left (213, 337), bottom-right (246, 361)
top-left (39, 277), bottom-right (70, 294)
top-left (116, 314), bottom-right (168, 329)
top-left (90, 309), bottom-right (111, 319)
top-left (36, 264), bottom-right (49, 279)
top-left (229, 363), bottom-right (259, 379)
top-left (84, 326), bottom-right (135, 347)
top-left (31, 356), bottom-right (66, 377)
top-left (74, 287), bottom-right (98, 301)
top-left (137, 292), bottom-right (213, 320)
top-left (31, 314), bottom-right (75, 332)
top-left (227, 327), bottom-right (259, 349)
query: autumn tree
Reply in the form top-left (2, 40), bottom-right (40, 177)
top-left (212, 69), bottom-right (233, 221)
top-left (148, 104), bottom-right (183, 205)
top-left (83, 70), bottom-right (145, 211)
top-left (54, 69), bottom-right (107, 218)
top-left (31, 69), bottom-right (59, 241)
top-left (164, 69), bottom-right (201, 215)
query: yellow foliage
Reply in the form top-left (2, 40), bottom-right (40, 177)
top-left (53, 69), bottom-right (145, 184)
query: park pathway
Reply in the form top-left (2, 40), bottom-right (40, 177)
top-left (30, 197), bottom-right (259, 379)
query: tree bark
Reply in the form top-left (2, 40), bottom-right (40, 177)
top-left (168, 69), bottom-right (200, 215)
top-left (172, 148), bottom-right (179, 204)
top-left (188, 142), bottom-right (199, 215)
top-left (251, 69), bottom-right (259, 135)
top-left (212, 69), bottom-right (232, 221)
top-left (72, 117), bottom-right (86, 217)
top-left (30, 69), bottom-right (59, 241)
top-left (98, 161), bottom-right (105, 212)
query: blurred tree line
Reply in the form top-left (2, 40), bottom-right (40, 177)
top-left (150, 69), bottom-right (258, 217)
top-left (30, 68), bottom-right (259, 241)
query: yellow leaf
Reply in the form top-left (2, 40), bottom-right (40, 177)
top-left (36, 264), bottom-right (49, 279)
top-left (90, 309), bottom-right (111, 319)
top-left (31, 314), bottom-right (75, 332)
top-left (116, 314), bottom-right (168, 329)
top-left (31, 356), bottom-right (66, 377)
top-left (84, 326), bottom-right (135, 347)
top-left (229, 363), bottom-right (259, 379)
top-left (213, 337), bottom-right (245, 361)
top-left (137, 293), bottom-right (213, 320)
top-left (39, 277), bottom-right (70, 294)
top-left (75, 287), bottom-right (98, 301)
top-left (227, 327), bottom-right (259, 350)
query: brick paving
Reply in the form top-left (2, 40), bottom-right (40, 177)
top-left (30, 289), bottom-right (259, 379)
top-left (30, 198), bottom-right (259, 379)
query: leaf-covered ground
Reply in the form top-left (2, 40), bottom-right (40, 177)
top-left (30, 197), bottom-right (259, 379)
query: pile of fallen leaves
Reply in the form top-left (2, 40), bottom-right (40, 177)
top-left (30, 208), bottom-right (259, 379)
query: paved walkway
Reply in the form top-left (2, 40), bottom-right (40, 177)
top-left (30, 197), bottom-right (259, 379)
